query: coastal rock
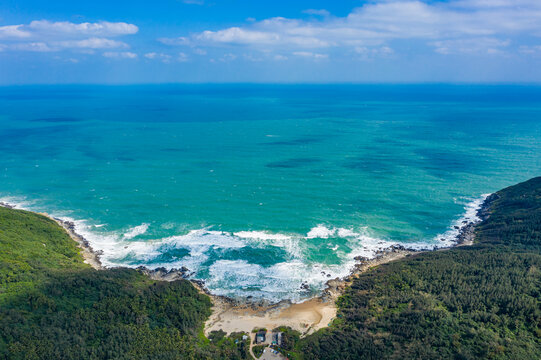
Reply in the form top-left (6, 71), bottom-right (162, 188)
top-left (0, 202), bottom-right (14, 209)
top-left (455, 194), bottom-right (494, 246)
top-left (354, 255), bottom-right (369, 262)
top-left (137, 266), bottom-right (192, 281)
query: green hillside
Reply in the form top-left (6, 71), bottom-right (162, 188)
top-left (0, 207), bottom-right (249, 360)
top-left (297, 177), bottom-right (541, 359)
top-left (1, 177), bottom-right (541, 359)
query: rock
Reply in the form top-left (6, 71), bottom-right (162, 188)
top-left (137, 266), bottom-right (193, 281)
top-left (354, 255), bottom-right (369, 262)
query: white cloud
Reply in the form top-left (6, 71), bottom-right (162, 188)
top-left (103, 51), bottom-right (137, 59)
top-left (53, 38), bottom-right (129, 49)
top-left (193, 48), bottom-right (207, 55)
top-left (519, 45), bottom-right (541, 55)
top-left (302, 9), bottom-right (330, 17)
top-left (430, 37), bottom-right (510, 54)
top-left (293, 51), bottom-right (328, 59)
top-left (182, 0), bottom-right (204, 5)
top-left (160, 0), bottom-right (541, 57)
top-left (273, 54), bottom-right (288, 61)
top-left (159, 36), bottom-right (191, 46)
top-left (144, 52), bottom-right (188, 63)
top-left (0, 25), bottom-right (31, 39)
top-left (219, 53), bottom-right (237, 62)
top-left (144, 52), bottom-right (173, 62)
top-left (196, 27), bottom-right (282, 45)
top-left (243, 53), bottom-right (263, 62)
top-left (354, 46), bottom-right (394, 59)
top-left (27, 20), bottom-right (138, 37)
top-left (178, 52), bottom-right (189, 62)
top-left (0, 20), bottom-right (137, 55)
top-left (10, 42), bottom-right (53, 52)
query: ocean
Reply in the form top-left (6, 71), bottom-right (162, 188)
top-left (1, 84), bottom-right (540, 302)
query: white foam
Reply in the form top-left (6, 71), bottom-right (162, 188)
top-left (0, 192), bottom-right (492, 302)
top-left (433, 194), bottom-right (489, 247)
top-left (206, 259), bottom-right (352, 302)
top-left (307, 225), bottom-right (359, 239)
top-left (307, 225), bottom-right (335, 238)
top-left (234, 231), bottom-right (303, 258)
top-left (0, 195), bottom-right (37, 210)
top-left (123, 223), bottom-right (150, 239)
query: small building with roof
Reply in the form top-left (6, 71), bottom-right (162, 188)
top-left (256, 330), bottom-right (266, 344)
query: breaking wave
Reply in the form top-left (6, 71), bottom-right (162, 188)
top-left (0, 194), bottom-right (489, 303)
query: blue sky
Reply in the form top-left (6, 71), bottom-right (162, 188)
top-left (1, 0), bottom-right (541, 84)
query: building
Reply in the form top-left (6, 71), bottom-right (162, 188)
top-left (256, 330), bottom-right (266, 344)
top-left (272, 332), bottom-right (283, 346)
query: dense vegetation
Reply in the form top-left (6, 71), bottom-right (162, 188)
top-left (297, 177), bottom-right (541, 359)
top-left (0, 207), bottom-right (249, 360)
top-left (2, 176), bottom-right (541, 359)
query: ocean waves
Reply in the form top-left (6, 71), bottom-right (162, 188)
top-left (0, 194), bottom-right (489, 303)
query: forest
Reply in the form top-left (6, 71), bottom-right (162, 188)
top-left (296, 177), bottom-right (541, 359)
top-left (1, 176), bottom-right (540, 359)
top-left (0, 207), bottom-right (249, 360)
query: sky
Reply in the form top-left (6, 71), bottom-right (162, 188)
top-left (1, 0), bottom-right (541, 84)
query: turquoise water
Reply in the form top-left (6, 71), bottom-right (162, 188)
top-left (1, 85), bottom-right (540, 301)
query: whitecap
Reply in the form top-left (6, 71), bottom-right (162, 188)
top-left (0, 192), bottom-right (492, 302)
top-left (123, 223), bottom-right (150, 239)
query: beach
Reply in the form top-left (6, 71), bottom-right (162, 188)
top-left (204, 248), bottom-right (414, 336)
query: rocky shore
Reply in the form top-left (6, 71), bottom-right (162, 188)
top-left (1, 194), bottom-right (494, 337)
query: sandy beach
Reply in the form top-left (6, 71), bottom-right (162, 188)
top-left (204, 249), bottom-right (415, 336)
top-left (202, 204), bottom-right (487, 337)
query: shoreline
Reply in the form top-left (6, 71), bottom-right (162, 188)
top-left (0, 194), bottom-right (493, 337)
top-left (1, 202), bottom-right (104, 270)
top-left (204, 247), bottom-right (415, 337)
top-left (204, 193), bottom-right (494, 336)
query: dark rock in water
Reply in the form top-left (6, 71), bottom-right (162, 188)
top-left (192, 279), bottom-right (205, 287)
top-left (0, 202), bottom-right (14, 209)
top-left (327, 274), bottom-right (331, 277)
top-left (300, 282), bottom-right (310, 290)
top-left (390, 244), bottom-right (406, 251)
top-left (354, 255), bottom-right (369, 262)
top-left (454, 194), bottom-right (496, 246)
top-left (454, 226), bottom-right (460, 230)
